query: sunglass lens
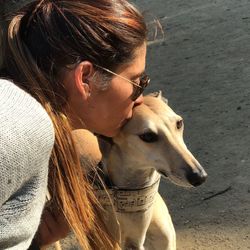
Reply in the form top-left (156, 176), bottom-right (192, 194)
top-left (130, 75), bottom-right (150, 101)
top-left (131, 87), bottom-right (142, 101)
top-left (141, 75), bottom-right (150, 88)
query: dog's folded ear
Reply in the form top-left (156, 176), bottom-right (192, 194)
top-left (148, 90), bottom-right (162, 98)
top-left (72, 129), bottom-right (102, 171)
top-left (148, 90), bottom-right (168, 104)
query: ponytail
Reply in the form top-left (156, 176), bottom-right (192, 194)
top-left (6, 11), bottom-right (119, 250)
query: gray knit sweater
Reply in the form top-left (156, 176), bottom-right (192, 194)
top-left (0, 79), bottom-right (55, 249)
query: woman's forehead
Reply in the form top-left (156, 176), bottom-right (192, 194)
top-left (117, 43), bottom-right (147, 76)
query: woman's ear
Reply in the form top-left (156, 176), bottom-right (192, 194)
top-left (74, 61), bottom-right (94, 97)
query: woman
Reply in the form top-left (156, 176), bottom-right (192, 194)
top-left (0, 0), bottom-right (149, 249)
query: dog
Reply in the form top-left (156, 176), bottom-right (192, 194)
top-left (73, 91), bottom-right (207, 250)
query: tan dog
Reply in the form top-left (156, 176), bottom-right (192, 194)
top-left (73, 91), bottom-right (207, 250)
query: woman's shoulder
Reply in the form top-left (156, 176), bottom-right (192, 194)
top-left (1, 78), bottom-right (49, 114)
top-left (0, 78), bottom-right (55, 138)
top-left (0, 78), bottom-right (55, 186)
top-left (0, 81), bottom-right (55, 249)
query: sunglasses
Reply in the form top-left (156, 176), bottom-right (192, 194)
top-left (94, 64), bottom-right (150, 101)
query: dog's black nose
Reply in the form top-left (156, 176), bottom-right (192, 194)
top-left (186, 167), bottom-right (207, 187)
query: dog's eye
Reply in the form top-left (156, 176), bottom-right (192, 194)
top-left (138, 132), bottom-right (158, 143)
top-left (176, 119), bottom-right (183, 129)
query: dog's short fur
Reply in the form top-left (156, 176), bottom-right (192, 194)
top-left (73, 91), bottom-right (207, 250)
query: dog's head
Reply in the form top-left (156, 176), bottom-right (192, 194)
top-left (112, 91), bottom-right (207, 188)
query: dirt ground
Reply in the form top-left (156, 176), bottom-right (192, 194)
top-left (141, 0), bottom-right (250, 249)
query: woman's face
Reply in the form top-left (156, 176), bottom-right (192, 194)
top-left (65, 43), bottom-right (147, 137)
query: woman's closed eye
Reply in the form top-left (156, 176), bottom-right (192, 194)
top-left (131, 71), bottom-right (145, 83)
top-left (130, 76), bottom-right (140, 85)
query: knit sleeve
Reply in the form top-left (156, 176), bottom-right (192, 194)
top-left (0, 79), bottom-right (55, 250)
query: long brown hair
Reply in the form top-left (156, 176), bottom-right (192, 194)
top-left (3, 0), bottom-right (147, 249)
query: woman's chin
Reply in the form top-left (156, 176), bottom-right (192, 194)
top-left (102, 129), bottom-right (119, 138)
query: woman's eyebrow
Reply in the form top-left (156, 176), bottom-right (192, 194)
top-left (131, 70), bottom-right (145, 80)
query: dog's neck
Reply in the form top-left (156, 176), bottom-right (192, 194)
top-left (105, 144), bottom-right (161, 189)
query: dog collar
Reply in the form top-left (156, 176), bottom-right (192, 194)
top-left (95, 178), bottom-right (160, 213)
